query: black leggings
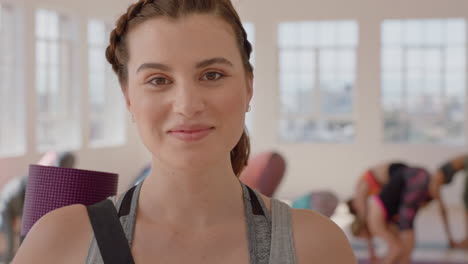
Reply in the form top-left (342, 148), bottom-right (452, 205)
top-left (378, 167), bottom-right (430, 230)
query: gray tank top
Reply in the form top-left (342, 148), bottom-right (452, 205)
top-left (86, 182), bottom-right (296, 264)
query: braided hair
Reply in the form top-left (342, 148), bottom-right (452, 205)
top-left (106, 0), bottom-right (253, 176)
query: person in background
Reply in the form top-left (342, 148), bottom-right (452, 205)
top-left (350, 162), bottom-right (408, 221)
top-left (347, 162), bottom-right (408, 262)
top-left (366, 166), bottom-right (432, 264)
top-left (12, 1), bottom-right (356, 263)
top-left (430, 154), bottom-right (468, 249)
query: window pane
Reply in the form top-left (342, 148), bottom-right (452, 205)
top-left (382, 21), bottom-right (402, 45)
top-left (317, 22), bottom-right (336, 47)
top-left (88, 19), bottom-right (126, 147)
top-left (424, 49), bottom-right (441, 72)
top-left (88, 20), bottom-right (105, 45)
top-left (445, 72), bottom-right (465, 98)
top-left (403, 20), bottom-right (423, 46)
top-left (299, 50), bottom-right (314, 72)
top-left (299, 74), bottom-right (314, 114)
top-left (280, 72), bottom-right (300, 114)
top-left (279, 20), bottom-right (358, 142)
top-left (320, 72), bottom-right (353, 115)
top-left (35, 9), bottom-right (48, 37)
top-left (337, 21), bottom-right (358, 47)
top-left (49, 41), bottom-right (59, 66)
top-left (89, 48), bottom-right (105, 70)
top-left (382, 48), bottom-right (402, 70)
top-left (0, 4), bottom-right (25, 157)
top-left (278, 23), bottom-right (299, 48)
top-left (279, 49), bottom-right (299, 72)
top-left (281, 118), bottom-right (354, 142)
top-left (319, 49), bottom-right (336, 71)
top-left (382, 19), bottom-right (466, 145)
top-left (423, 20), bottom-right (443, 45)
top-left (36, 9), bottom-right (80, 151)
top-left (337, 49), bottom-right (355, 72)
top-left (407, 49), bottom-right (423, 70)
top-left (299, 22), bottom-right (316, 47)
top-left (446, 19), bottom-right (466, 45)
top-left (446, 47), bottom-right (465, 70)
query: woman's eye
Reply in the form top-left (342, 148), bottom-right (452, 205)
top-left (201, 72), bottom-right (224, 81)
top-left (149, 77), bottom-right (172, 86)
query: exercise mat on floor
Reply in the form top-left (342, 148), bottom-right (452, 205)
top-left (359, 260), bottom-right (466, 264)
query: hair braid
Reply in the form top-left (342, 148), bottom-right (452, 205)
top-left (106, 0), bottom-right (153, 83)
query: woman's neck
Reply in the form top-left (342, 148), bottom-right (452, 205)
top-left (137, 158), bottom-right (245, 228)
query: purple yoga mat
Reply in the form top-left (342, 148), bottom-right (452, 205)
top-left (21, 164), bottom-right (118, 237)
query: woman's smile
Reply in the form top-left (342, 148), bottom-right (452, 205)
top-left (168, 125), bottom-right (215, 142)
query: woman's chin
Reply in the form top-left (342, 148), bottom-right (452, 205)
top-left (163, 152), bottom-right (223, 172)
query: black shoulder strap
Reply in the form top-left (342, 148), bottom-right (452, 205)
top-left (118, 185), bottom-right (137, 217)
top-left (87, 199), bottom-right (135, 264)
top-left (245, 185), bottom-right (267, 216)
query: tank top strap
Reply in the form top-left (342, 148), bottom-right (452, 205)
top-left (269, 198), bottom-right (297, 264)
top-left (241, 183), bottom-right (272, 264)
top-left (118, 182), bottom-right (143, 246)
top-left (85, 183), bottom-right (142, 264)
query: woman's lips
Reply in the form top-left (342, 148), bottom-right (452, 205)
top-left (168, 128), bottom-right (214, 142)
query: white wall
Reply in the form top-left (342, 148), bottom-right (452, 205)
top-left (0, 0), bottom-right (467, 206)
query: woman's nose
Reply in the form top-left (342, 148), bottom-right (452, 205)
top-left (172, 83), bottom-right (206, 118)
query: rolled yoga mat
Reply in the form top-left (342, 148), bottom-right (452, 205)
top-left (292, 191), bottom-right (339, 218)
top-left (21, 164), bottom-right (118, 239)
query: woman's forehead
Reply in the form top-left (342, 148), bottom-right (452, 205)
top-left (126, 14), bottom-right (241, 68)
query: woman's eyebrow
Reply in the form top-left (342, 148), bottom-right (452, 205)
top-left (136, 57), bottom-right (234, 73)
top-left (195, 57), bottom-right (234, 69)
top-left (136, 63), bottom-right (171, 73)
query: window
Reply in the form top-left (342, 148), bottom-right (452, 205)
top-left (382, 19), bottom-right (466, 144)
top-left (243, 22), bottom-right (255, 133)
top-left (0, 4), bottom-right (25, 157)
top-left (88, 19), bottom-right (125, 147)
top-left (35, 9), bottom-right (81, 151)
top-left (278, 21), bottom-right (358, 142)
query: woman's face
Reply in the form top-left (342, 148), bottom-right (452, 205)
top-left (124, 14), bottom-right (252, 171)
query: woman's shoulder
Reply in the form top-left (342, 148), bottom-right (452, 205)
top-left (291, 208), bottom-right (357, 264)
top-left (13, 203), bottom-right (94, 264)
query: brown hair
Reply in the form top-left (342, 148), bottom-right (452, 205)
top-left (106, 0), bottom-right (253, 176)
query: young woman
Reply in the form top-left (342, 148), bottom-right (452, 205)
top-left (12, 1), bottom-right (356, 263)
top-left (430, 154), bottom-right (468, 249)
top-left (367, 166), bottom-right (432, 264)
top-left (350, 162), bottom-right (408, 221)
top-left (348, 162), bottom-right (408, 262)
